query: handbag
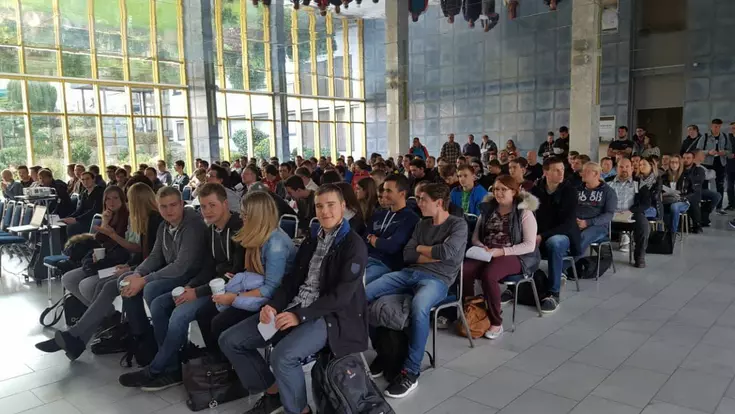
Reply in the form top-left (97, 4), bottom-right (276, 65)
top-left (455, 297), bottom-right (491, 339)
top-left (183, 355), bottom-right (247, 411)
top-left (646, 230), bottom-right (675, 255)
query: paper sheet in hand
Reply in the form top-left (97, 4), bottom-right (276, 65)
top-left (98, 267), bottom-right (118, 279)
top-left (465, 246), bottom-right (494, 262)
top-left (257, 312), bottom-right (278, 341)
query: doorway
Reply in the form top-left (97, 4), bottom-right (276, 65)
top-left (636, 107), bottom-right (683, 156)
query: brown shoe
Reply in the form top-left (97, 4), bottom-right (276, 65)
top-left (508, 0), bottom-right (519, 19)
top-left (634, 259), bottom-right (646, 268)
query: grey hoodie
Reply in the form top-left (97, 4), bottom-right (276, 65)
top-left (137, 207), bottom-right (209, 283)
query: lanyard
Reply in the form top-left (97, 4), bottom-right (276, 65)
top-left (379, 211), bottom-right (397, 234)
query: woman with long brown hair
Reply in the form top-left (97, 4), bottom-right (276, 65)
top-left (356, 177), bottom-right (378, 224)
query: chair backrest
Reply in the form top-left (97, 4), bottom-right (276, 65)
top-left (309, 217), bottom-right (320, 236)
top-left (21, 203), bottom-right (34, 225)
top-left (1, 200), bottom-right (14, 230)
top-left (182, 186), bottom-right (192, 201)
top-left (90, 213), bottom-right (103, 233)
top-left (10, 202), bottom-right (23, 227)
top-left (279, 214), bottom-right (299, 239)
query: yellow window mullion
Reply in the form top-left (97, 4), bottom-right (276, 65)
top-left (53, 0), bottom-right (71, 165)
top-left (87, 0), bottom-right (106, 168)
top-left (291, 9), bottom-right (300, 94)
top-left (176, 0), bottom-right (193, 172)
top-left (357, 19), bottom-right (366, 156)
top-left (325, 14), bottom-right (334, 98)
top-left (342, 19), bottom-right (350, 99)
top-left (263, 6), bottom-right (272, 95)
top-left (240, 0), bottom-right (250, 90)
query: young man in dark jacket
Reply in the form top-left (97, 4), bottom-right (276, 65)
top-left (119, 184), bottom-right (242, 391)
top-left (218, 184), bottom-right (368, 414)
top-left (38, 169), bottom-right (74, 218)
top-left (365, 174), bottom-right (420, 284)
top-left (61, 171), bottom-right (104, 236)
top-left (531, 157), bottom-right (580, 313)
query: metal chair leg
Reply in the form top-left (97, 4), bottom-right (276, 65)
top-left (511, 284), bottom-right (519, 332)
top-left (457, 304), bottom-right (474, 349)
top-left (529, 279), bottom-right (543, 317)
top-left (567, 258), bottom-right (580, 292)
top-left (431, 309), bottom-right (437, 369)
top-left (608, 243), bottom-right (616, 273)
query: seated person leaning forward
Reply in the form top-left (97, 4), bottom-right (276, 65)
top-left (34, 183), bottom-right (163, 356)
top-left (575, 162), bottom-right (617, 255)
top-left (366, 182), bottom-right (468, 398)
top-left (218, 184), bottom-right (368, 414)
top-left (463, 175), bottom-right (540, 340)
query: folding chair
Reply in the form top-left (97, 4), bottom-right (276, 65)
top-left (588, 222), bottom-right (616, 280)
top-left (278, 214), bottom-right (299, 239)
top-left (428, 267), bottom-right (473, 369)
top-left (501, 271), bottom-right (543, 332)
top-left (309, 217), bottom-right (320, 235)
top-left (182, 186), bottom-right (192, 201)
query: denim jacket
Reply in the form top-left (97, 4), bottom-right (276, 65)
top-left (259, 228), bottom-right (298, 298)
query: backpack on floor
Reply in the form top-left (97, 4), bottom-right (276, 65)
top-left (455, 297), bottom-right (490, 339)
top-left (574, 248), bottom-right (614, 279)
top-left (372, 327), bottom-right (409, 381)
top-left (183, 355), bottom-right (247, 411)
top-left (311, 351), bottom-right (395, 414)
top-left (39, 293), bottom-right (87, 328)
top-left (646, 230), bottom-right (675, 255)
top-left (516, 269), bottom-right (549, 306)
top-left (119, 324), bottom-right (158, 368)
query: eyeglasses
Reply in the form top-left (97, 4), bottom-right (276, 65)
top-left (493, 187), bottom-right (510, 194)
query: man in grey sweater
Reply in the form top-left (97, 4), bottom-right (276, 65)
top-left (366, 183), bottom-right (467, 399)
top-left (576, 162), bottom-right (617, 255)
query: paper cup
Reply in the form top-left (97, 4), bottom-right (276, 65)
top-left (93, 248), bottom-right (106, 261)
top-left (119, 280), bottom-right (130, 288)
top-left (172, 286), bottom-right (185, 298)
top-left (209, 279), bottom-right (226, 295)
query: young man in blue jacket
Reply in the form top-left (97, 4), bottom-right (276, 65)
top-left (450, 164), bottom-right (488, 215)
top-left (364, 174), bottom-right (420, 285)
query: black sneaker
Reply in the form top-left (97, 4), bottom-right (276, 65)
top-left (501, 289), bottom-right (514, 305)
top-left (140, 370), bottom-right (183, 392)
top-left (245, 392), bottom-right (283, 414)
top-left (717, 209), bottom-right (728, 215)
top-left (369, 356), bottom-right (385, 379)
top-left (730, 220), bottom-right (735, 230)
top-left (119, 368), bottom-right (154, 388)
top-left (384, 370), bottom-right (418, 399)
top-left (35, 338), bottom-right (61, 353)
top-left (54, 330), bottom-right (85, 361)
top-left (540, 295), bottom-right (559, 314)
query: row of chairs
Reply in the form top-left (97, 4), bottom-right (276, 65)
top-left (0, 200), bottom-right (42, 274)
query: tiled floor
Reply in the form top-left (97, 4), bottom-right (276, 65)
top-left (2, 217), bottom-right (735, 414)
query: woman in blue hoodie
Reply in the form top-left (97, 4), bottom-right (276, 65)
top-left (195, 191), bottom-right (296, 357)
top-left (450, 164), bottom-right (488, 215)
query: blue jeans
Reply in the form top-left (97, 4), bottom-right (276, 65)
top-left (578, 225), bottom-right (609, 257)
top-left (702, 189), bottom-right (722, 211)
top-left (365, 257), bottom-right (392, 285)
top-left (669, 201), bottom-right (690, 232)
top-left (365, 269), bottom-right (449, 375)
top-left (219, 315), bottom-right (328, 414)
top-left (644, 207), bottom-right (658, 219)
top-left (148, 294), bottom-right (210, 374)
top-left (543, 235), bottom-right (569, 295)
top-left (122, 276), bottom-right (187, 337)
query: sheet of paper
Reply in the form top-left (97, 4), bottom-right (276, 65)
top-left (257, 311), bottom-right (278, 341)
top-left (98, 267), bottom-right (118, 279)
top-left (465, 246), bottom-right (494, 262)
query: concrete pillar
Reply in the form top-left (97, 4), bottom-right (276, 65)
top-left (271, 4), bottom-right (290, 161)
top-left (384, 1), bottom-right (409, 158)
top-left (569, 0), bottom-right (602, 158)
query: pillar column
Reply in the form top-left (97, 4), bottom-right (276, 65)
top-left (385, 1), bottom-right (409, 158)
top-left (271, 4), bottom-right (290, 161)
top-left (569, 0), bottom-right (602, 157)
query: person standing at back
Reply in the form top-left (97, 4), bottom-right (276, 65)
top-left (480, 134), bottom-right (497, 165)
top-left (410, 137), bottom-right (429, 160)
top-left (440, 133), bottom-right (462, 166)
top-left (463, 134), bottom-right (482, 159)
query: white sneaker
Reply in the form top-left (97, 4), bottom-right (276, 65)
top-left (484, 325), bottom-right (503, 340)
top-left (436, 316), bottom-right (450, 330)
top-left (619, 234), bottom-right (630, 252)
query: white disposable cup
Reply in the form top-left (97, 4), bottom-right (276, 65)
top-left (119, 280), bottom-right (130, 288)
top-left (172, 286), bottom-right (185, 298)
top-left (209, 279), bottom-right (226, 295)
top-left (93, 248), bottom-right (106, 261)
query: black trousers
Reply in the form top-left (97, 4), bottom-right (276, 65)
top-left (727, 169), bottom-right (735, 208)
top-left (704, 163), bottom-right (726, 209)
top-left (195, 301), bottom-right (256, 357)
top-left (612, 211), bottom-right (650, 261)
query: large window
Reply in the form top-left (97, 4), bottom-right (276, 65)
top-left (214, 3), bottom-right (365, 161)
top-left (0, 0), bottom-right (190, 174)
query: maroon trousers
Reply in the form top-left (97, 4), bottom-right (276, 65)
top-left (462, 256), bottom-right (522, 326)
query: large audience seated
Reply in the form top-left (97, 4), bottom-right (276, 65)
top-left (3, 121), bottom-right (728, 410)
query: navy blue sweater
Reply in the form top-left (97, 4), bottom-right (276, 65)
top-left (366, 206), bottom-right (420, 271)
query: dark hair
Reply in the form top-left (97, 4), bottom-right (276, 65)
top-left (279, 162), bottom-right (292, 172)
top-left (209, 164), bottom-right (229, 183)
top-left (601, 157), bottom-right (613, 163)
top-left (569, 151), bottom-right (579, 158)
top-left (145, 167), bottom-right (157, 176)
top-left (439, 164), bottom-right (457, 180)
top-left (494, 174), bottom-right (523, 203)
top-left (577, 154), bottom-right (591, 164)
top-left (115, 168), bottom-right (128, 177)
top-left (712, 118), bottom-right (723, 125)
top-left (17, 165), bottom-right (28, 172)
top-left (103, 184), bottom-right (127, 205)
top-left (457, 163), bottom-right (474, 173)
top-left (295, 167), bottom-right (311, 178)
top-left (81, 171), bottom-right (95, 179)
top-left (383, 174), bottom-right (410, 195)
top-left (88, 165), bottom-right (100, 175)
top-left (542, 156), bottom-right (565, 170)
top-left (559, 126), bottom-right (569, 133)
top-left (106, 164), bottom-right (117, 172)
top-left (488, 159), bottom-right (502, 168)
top-left (198, 183), bottom-right (227, 202)
top-left (284, 175), bottom-right (306, 191)
top-left (39, 169), bottom-right (53, 179)
top-left (321, 170), bottom-right (342, 184)
top-left (409, 158), bottom-right (426, 170)
top-left (124, 173), bottom-right (152, 192)
top-left (355, 160), bottom-right (369, 171)
top-left (335, 183), bottom-right (361, 214)
top-left (418, 183), bottom-right (451, 211)
top-left (618, 126), bottom-right (628, 131)
top-left (645, 135), bottom-right (657, 148)
top-left (200, 160), bottom-right (209, 168)
top-left (139, 163), bottom-right (148, 170)
top-left (315, 183), bottom-right (344, 201)
top-left (264, 164), bottom-right (278, 178)
top-left (509, 157), bottom-right (528, 169)
top-left (243, 165), bottom-right (259, 177)
top-left (175, 160), bottom-right (185, 168)
top-left (547, 131), bottom-right (555, 136)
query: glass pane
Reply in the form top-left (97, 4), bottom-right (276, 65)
top-left (59, 0), bottom-right (90, 50)
top-left (335, 78), bottom-right (346, 98)
top-left (287, 121), bottom-right (300, 159)
top-left (350, 103), bottom-right (364, 122)
top-left (337, 123), bottom-right (348, 153)
top-left (351, 79), bottom-right (362, 99)
top-left (317, 76), bottom-right (329, 96)
top-left (156, 0), bottom-right (179, 60)
top-left (21, 2), bottom-right (55, 48)
top-left (102, 117), bottom-right (130, 166)
top-left (68, 116), bottom-right (99, 166)
top-left (217, 119), bottom-right (224, 161)
top-left (159, 62), bottom-right (181, 85)
top-left (0, 46), bottom-right (19, 73)
top-left (348, 20), bottom-right (360, 80)
top-left (62, 53), bottom-right (91, 78)
top-left (0, 0), bottom-right (18, 45)
top-left (100, 87), bottom-right (129, 115)
top-left (131, 89), bottom-right (156, 116)
top-left (229, 119), bottom-right (250, 156)
top-left (97, 56), bottom-right (124, 81)
top-left (28, 81), bottom-right (63, 113)
top-left (161, 89), bottom-right (187, 117)
top-left (245, 3), bottom-right (265, 41)
top-left (65, 84), bottom-right (96, 114)
top-left (0, 78), bottom-right (22, 112)
top-left (216, 92), bottom-right (226, 117)
top-left (130, 59), bottom-right (154, 82)
top-left (252, 120), bottom-right (271, 160)
top-left (126, 0), bottom-right (151, 57)
top-left (250, 95), bottom-right (271, 119)
top-left (31, 115), bottom-right (64, 175)
top-left (302, 122), bottom-right (315, 159)
top-left (25, 49), bottom-right (58, 76)
top-left (286, 97), bottom-right (299, 121)
top-left (319, 123), bottom-right (330, 156)
top-left (0, 115), bottom-right (27, 170)
top-left (350, 123), bottom-right (363, 158)
top-left (94, 0), bottom-right (122, 55)
top-left (247, 42), bottom-right (267, 91)
top-left (226, 93), bottom-right (251, 118)
top-left (301, 99), bottom-right (315, 121)
top-left (223, 51), bottom-right (244, 90)
top-left (134, 117), bottom-right (159, 166)
top-left (162, 117), bottom-right (186, 166)
top-left (222, 0), bottom-right (243, 85)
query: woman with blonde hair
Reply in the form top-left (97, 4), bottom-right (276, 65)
top-left (663, 155), bottom-right (690, 233)
top-left (195, 190), bottom-right (297, 357)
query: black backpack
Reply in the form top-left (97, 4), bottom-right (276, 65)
top-left (516, 269), bottom-right (549, 307)
top-left (311, 351), bottom-right (395, 414)
top-left (574, 248), bottom-right (614, 279)
top-left (183, 355), bottom-right (246, 411)
top-left (646, 230), bottom-right (675, 255)
top-left (39, 293), bottom-right (88, 328)
top-left (372, 327), bottom-right (409, 381)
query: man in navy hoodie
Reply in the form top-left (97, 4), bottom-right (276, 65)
top-left (365, 174), bottom-right (420, 285)
top-left (576, 162), bottom-right (617, 255)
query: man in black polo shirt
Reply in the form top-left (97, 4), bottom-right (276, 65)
top-left (607, 126), bottom-right (634, 158)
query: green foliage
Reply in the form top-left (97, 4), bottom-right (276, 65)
top-left (71, 139), bottom-right (93, 165)
top-left (231, 127), bottom-right (271, 160)
top-left (301, 147), bottom-right (330, 160)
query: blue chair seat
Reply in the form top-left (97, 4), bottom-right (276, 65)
top-left (0, 236), bottom-right (26, 244)
top-left (44, 254), bottom-right (69, 266)
top-left (500, 274), bottom-right (526, 284)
